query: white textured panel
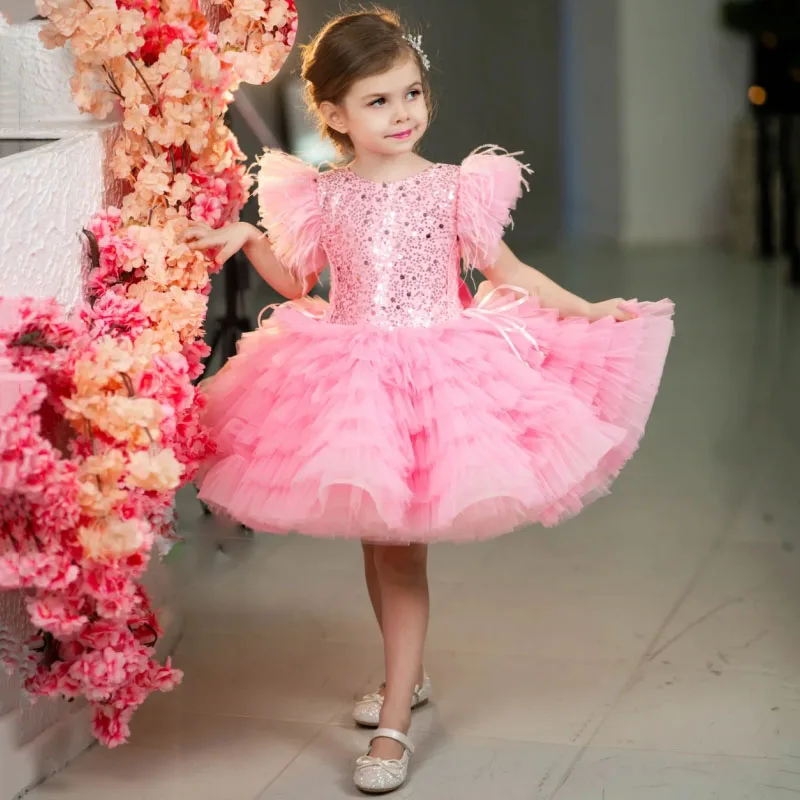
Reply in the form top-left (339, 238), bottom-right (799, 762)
top-left (0, 18), bottom-right (91, 133)
top-left (0, 125), bottom-right (123, 311)
top-left (0, 123), bottom-right (126, 794)
top-left (0, 593), bottom-right (76, 731)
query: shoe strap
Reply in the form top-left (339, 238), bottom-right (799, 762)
top-left (370, 727), bottom-right (415, 754)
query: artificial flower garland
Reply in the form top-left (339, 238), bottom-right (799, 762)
top-left (0, 0), bottom-right (296, 746)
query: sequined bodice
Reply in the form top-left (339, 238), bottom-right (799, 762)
top-left (318, 165), bottom-right (463, 329)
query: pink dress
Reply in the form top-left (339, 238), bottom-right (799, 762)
top-left (196, 148), bottom-right (674, 543)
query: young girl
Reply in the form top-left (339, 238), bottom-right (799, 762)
top-left (187, 9), bottom-right (674, 794)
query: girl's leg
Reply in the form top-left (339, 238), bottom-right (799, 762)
top-left (362, 541), bottom-right (426, 687)
top-left (368, 542), bottom-right (430, 760)
top-left (362, 542), bottom-right (384, 633)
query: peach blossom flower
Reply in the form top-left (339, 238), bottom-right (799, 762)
top-left (140, 286), bottom-right (207, 342)
top-left (84, 448), bottom-right (127, 484)
top-left (168, 245), bottom-right (210, 290)
top-left (96, 395), bottom-right (163, 445)
top-left (39, 0), bottom-right (87, 37)
top-left (126, 450), bottom-right (182, 491)
top-left (264, 0), bottom-right (291, 30)
top-left (121, 190), bottom-right (153, 224)
top-left (143, 262), bottom-right (172, 289)
top-left (156, 40), bottom-right (188, 76)
top-left (160, 70), bottom-right (192, 99)
top-left (122, 102), bottom-right (152, 135)
top-left (78, 479), bottom-right (129, 517)
top-left (120, 73), bottom-right (147, 106)
top-left (192, 46), bottom-right (220, 84)
top-left (136, 154), bottom-right (171, 196)
top-left (168, 173), bottom-right (193, 205)
top-left (129, 325), bottom-right (182, 356)
top-left (39, 23), bottom-right (68, 49)
top-left (232, 0), bottom-right (265, 23)
top-left (79, 517), bottom-right (152, 561)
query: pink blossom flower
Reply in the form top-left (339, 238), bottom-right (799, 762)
top-left (82, 566), bottom-right (136, 608)
top-left (18, 551), bottom-right (80, 592)
top-left (25, 655), bottom-right (83, 699)
top-left (71, 647), bottom-right (128, 701)
top-left (92, 705), bottom-right (131, 748)
top-left (144, 658), bottom-right (182, 692)
top-left (80, 293), bottom-right (148, 340)
top-left (182, 338), bottom-right (210, 379)
top-left (59, 639), bottom-right (86, 662)
top-left (25, 664), bottom-right (61, 698)
top-left (189, 192), bottom-right (223, 226)
top-left (79, 620), bottom-right (134, 651)
top-left (87, 208), bottom-right (123, 241)
top-left (27, 595), bottom-right (88, 637)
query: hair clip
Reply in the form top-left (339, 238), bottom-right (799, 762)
top-left (404, 33), bottom-right (431, 71)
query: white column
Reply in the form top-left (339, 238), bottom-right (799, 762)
top-left (562, 0), bottom-right (749, 244)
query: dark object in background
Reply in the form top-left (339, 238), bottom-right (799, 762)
top-left (200, 251), bottom-right (252, 381)
top-left (722, 0), bottom-right (800, 282)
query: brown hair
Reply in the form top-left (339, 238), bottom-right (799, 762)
top-left (300, 9), bottom-right (431, 154)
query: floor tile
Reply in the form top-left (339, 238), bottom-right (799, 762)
top-left (257, 724), bottom-right (576, 800)
top-left (590, 663), bottom-right (800, 758)
top-left (330, 652), bottom-right (636, 747)
top-left (553, 747), bottom-right (800, 800)
top-left (25, 716), bottom-right (317, 800)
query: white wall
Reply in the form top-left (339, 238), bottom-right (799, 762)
top-left (619, 0), bottom-right (749, 244)
top-left (563, 0), bottom-right (749, 244)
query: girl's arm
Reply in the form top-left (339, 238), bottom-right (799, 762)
top-left (186, 222), bottom-right (316, 300)
top-left (483, 242), bottom-right (634, 322)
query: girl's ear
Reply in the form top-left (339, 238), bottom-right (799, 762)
top-left (320, 101), bottom-right (348, 135)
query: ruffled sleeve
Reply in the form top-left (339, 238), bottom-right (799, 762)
top-left (255, 150), bottom-right (327, 280)
top-left (457, 146), bottom-right (531, 271)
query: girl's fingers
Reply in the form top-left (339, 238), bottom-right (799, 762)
top-left (614, 305), bottom-right (636, 322)
top-left (188, 233), bottom-right (224, 250)
top-left (185, 223), bottom-right (213, 241)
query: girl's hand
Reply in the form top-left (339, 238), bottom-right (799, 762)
top-left (587, 298), bottom-right (636, 322)
top-left (185, 221), bottom-right (259, 265)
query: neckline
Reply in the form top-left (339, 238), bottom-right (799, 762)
top-left (345, 163), bottom-right (439, 186)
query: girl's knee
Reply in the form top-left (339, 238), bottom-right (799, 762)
top-left (373, 543), bottom-right (427, 579)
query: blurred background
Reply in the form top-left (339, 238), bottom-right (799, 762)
top-left (227, 0), bottom-right (750, 250)
top-left (196, 0), bottom-right (799, 376)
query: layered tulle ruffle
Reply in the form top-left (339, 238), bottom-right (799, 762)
top-left (196, 296), bottom-right (674, 542)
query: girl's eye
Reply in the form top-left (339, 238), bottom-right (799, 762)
top-left (370, 98), bottom-right (386, 107)
top-left (407, 89), bottom-right (421, 100)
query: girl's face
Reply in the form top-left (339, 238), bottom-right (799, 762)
top-left (323, 57), bottom-right (428, 158)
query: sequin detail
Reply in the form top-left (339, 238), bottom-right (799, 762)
top-left (319, 165), bottom-right (463, 329)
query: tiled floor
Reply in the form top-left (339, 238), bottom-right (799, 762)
top-left (25, 247), bottom-right (800, 799)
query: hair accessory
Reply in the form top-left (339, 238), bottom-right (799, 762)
top-left (404, 33), bottom-right (430, 71)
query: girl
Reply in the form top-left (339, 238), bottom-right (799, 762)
top-left (187, 9), bottom-right (674, 794)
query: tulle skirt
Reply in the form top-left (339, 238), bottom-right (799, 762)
top-left (196, 294), bottom-right (674, 543)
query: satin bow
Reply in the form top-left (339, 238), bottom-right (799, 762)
top-left (464, 283), bottom-right (542, 364)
